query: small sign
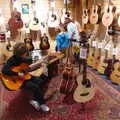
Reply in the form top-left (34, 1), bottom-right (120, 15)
top-left (92, 41), bottom-right (97, 47)
top-left (98, 42), bottom-right (103, 48)
top-left (80, 48), bottom-right (87, 59)
top-left (112, 48), bottom-right (117, 55)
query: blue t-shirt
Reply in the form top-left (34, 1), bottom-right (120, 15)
top-left (56, 32), bottom-right (70, 51)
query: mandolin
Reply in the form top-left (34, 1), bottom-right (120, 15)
top-left (73, 34), bottom-right (95, 103)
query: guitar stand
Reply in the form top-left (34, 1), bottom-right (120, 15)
top-left (79, 103), bottom-right (86, 114)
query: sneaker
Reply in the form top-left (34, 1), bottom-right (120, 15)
top-left (29, 100), bottom-right (40, 111)
top-left (40, 104), bottom-right (50, 112)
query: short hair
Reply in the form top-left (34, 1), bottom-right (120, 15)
top-left (13, 42), bottom-right (28, 57)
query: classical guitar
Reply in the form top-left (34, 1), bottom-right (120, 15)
top-left (0, 53), bottom-right (63, 91)
top-left (39, 33), bottom-right (50, 50)
top-left (97, 39), bottom-right (112, 74)
top-left (87, 25), bottom-right (98, 66)
top-left (110, 61), bottom-right (120, 85)
top-left (61, 0), bottom-right (71, 24)
top-left (102, 1), bottom-right (116, 27)
top-left (90, 0), bottom-right (101, 25)
top-left (73, 36), bottom-right (95, 103)
top-left (47, 0), bottom-right (59, 28)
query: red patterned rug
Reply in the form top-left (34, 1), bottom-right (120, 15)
top-left (0, 72), bottom-right (120, 120)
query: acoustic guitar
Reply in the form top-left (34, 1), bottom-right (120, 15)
top-left (102, 1), bottom-right (116, 27)
top-left (90, 0), bottom-right (101, 25)
top-left (39, 33), bottom-right (50, 50)
top-left (110, 61), bottom-right (120, 85)
top-left (0, 53), bottom-right (62, 91)
top-left (82, 9), bottom-right (89, 25)
top-left (97, 39), bottom-right (112, 74)
top-left (61, 0), bottom-right (71, 24)
top-left (73, 39), bottom-right (95, 103)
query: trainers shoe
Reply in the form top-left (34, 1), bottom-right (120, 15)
top-left (29, 100), bottom-right (40, 111)
top-left (40, 104), bottom-right (50, 112)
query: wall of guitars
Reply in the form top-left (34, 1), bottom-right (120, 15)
top-left (81, 0), bottom-right (120, 86)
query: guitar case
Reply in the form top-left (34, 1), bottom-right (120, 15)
top-left (60, 63), bottom-right (77, 94)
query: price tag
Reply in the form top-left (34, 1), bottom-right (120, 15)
top-left (98, 42), bottom-right (103, 48)
top-left (51, 1), bottom-right (55, 8)
top-left (72, 41), bottom-right (75, 46)
top-left (6, 31), bottom-right (11, 39)
top-left (80, 48), bottom-right (87, 59)
top-left (105, 44), bottom-right (111, 51)
top-left (92, 41), bottom-right (97, 47)
top-left (112, 48), bottom-right (117, 55)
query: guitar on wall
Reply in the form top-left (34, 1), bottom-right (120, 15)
top-left (47, 0), bottom-right (59, 28)
top-left (90, 0), bottom-right (101, 25)
top-left (61, 0), bottom-right (71, 24)
top-left (102, 0), bottom-right (116, 28)
top-left (73, 32), bottom-right (95, 103)
top-left (82, 0), bottom-right (89, 27)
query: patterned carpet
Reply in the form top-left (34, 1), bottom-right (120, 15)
top-left (0, 70), bottom-right (120, 120)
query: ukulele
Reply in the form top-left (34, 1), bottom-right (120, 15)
top-left (73, 34), bottom-right (95, 103)
top-left (39, 33), bottom-right (50, 50)
top-left (90, 0), bottom-right (101, 25)
top-left (102, 0), bottom-right (116, 27)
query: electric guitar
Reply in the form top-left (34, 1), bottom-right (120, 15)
top-left (73, 39), bottom-right (95, 103)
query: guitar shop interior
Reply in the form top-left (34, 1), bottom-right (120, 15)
top-left (0, 0), bottom-right (120, 120)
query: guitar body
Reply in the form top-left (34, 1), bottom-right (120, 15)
top-left (97, 56), bottom-right (109, 74)
top-left (90, 5), bottom-right (99, 25)
top-left (73, 75), bottom-right (95, 103)
top-left (102, 5), bottom-right (115, 27)
top-left (82, 9), bottom-right (89, 24)
top-left (110, 62), bottom-right (120, 85)
top-left (0, 63), bottom-right (31, 90)
top-left (40, 35), bottom-right (50, 50)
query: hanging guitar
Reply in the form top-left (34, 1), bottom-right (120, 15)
top-left (90, 0), bottom-right (101, 25)
top-left (47, 0), bottom-right (58, 28)
top-left (8, 9), bottom-right (23, 30)
top-left (61, 0), bottom-right (71, 24)
top-left (73, 31), bottom-right (95, 103)
top-left (102, 0), bottom-right (116, 27)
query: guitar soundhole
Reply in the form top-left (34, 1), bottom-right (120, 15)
top-left (80, 92), bottom-right (89, 96)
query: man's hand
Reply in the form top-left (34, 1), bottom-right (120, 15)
top-left (18, 72), bottom-right (24, 78)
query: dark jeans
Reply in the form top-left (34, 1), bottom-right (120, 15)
top-left (21, 74), bottom-right (48, 105)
